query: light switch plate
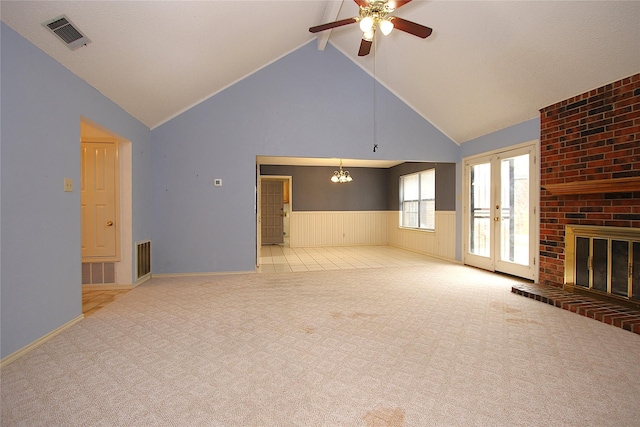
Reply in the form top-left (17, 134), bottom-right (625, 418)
top-left (63, 178), bottom-right (73, 192)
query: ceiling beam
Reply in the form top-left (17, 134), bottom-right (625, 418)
top-left (316, 1), bottom-right (345, 51)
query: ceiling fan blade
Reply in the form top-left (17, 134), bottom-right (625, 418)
top-left (353, 0), bottom-right (369, 7)
top-left (358, 38), bottom-right (372, 56)
top-left (309, 17), bottom-right (357, 33)
top-left (389, 0), bottom-right (412, 9)
top-left (390, 17), bottom-right (433, 38)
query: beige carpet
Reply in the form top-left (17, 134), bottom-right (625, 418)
top-left (2, 257), bottom-right (640, 426)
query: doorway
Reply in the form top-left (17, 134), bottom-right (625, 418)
top-left (80, 119), bottom-right (132, 287)
top-left (257, 176), bottom-right (292, 265)
top-left (261, 179), bottom-right (284, 245)
top-left (463, 142), bottom-right (538, 281)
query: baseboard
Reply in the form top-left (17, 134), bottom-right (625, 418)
top-left (133, 274), bottom-right (152, 288)
top-left (387, 244), bottom-right (461, 264)
top-left (82, 274), bottom-right (152, 291)
top-left (1, 314), bottom-right (84, 368)
top-left (82, 284), bottom-right (133, 291)
top-left (153, 270), bottom-right (255, 278)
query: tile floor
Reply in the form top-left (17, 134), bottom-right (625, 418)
top-left (257, 245), bottom-right (436, 273)
top-left (82, 289), bottom-right (130, 316)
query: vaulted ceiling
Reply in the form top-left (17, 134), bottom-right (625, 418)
top-left (2, 1), bottom-right (638, 143)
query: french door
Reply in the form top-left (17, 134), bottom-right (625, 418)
top-left (463, 144), bottom-right (538, 280)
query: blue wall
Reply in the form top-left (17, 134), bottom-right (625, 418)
top-left (151, 42), bottom-right (459, 275)
top-left (1, 22), bottom-right (541, 360)
top-left (461, 118), bottom-right (540, 158)
top-left (0, 23), bottom-right (152, 359)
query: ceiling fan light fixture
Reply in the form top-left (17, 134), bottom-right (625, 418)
top-left (363, 30), bottom-right (375, 41)
top-left (379, 19), bottom-right (394, 35)
top-left (309, 0), bottom-right (433, 57)
top-left (359, 16), bottom-right (374, 32)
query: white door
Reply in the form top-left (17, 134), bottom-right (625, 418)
top-left (464, 144), bottom-right (537, 280)
top-left (81, 141), bottom-right (119, 260)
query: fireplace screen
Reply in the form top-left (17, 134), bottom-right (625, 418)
top-left (611, 240), bottom-right (630, 297)
top-left (635, 242), bottom-right (640, 300)
top-left (567, 226), bottom-right (640, 301)
top-left (575, 237), bottom-right (590, 288)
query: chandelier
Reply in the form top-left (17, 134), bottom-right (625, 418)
top-left (331, 160), bottom-right (353, 183)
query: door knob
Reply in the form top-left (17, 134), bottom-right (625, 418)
top-left (494, 217), bottom-right (499, 222)
top-left (106, 221), bottom-right (114, 226)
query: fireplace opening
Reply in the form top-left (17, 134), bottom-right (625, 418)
top-left (566, 225), bottom-right (640, 304)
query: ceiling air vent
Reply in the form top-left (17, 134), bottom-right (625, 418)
top-left (43, 15), bottom-right (91, 51)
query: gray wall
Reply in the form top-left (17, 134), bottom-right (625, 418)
top-left (1, 23), bottom-right (152, 359)
top-left (261, 162), bottom-right (457, 212)
top-left (260, 165), bottom-right (389, 211)
top-left (388, 162), bottom-right (457, 211)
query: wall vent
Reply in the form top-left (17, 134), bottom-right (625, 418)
top-left (82, 262), bottom-right (115, 285)
top-left (43, 15), bottom-right (91, 50)
top-left (136, 240), bottom-right (152, 280)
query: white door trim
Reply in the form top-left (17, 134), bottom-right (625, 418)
top-left (462, 140), bottom-right (540, 281)
top-left (256, 174), bottom-right (293, 265)
top-left (80, 118), bottom-right (133, 286)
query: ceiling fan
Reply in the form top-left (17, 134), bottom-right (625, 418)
top-left (309, 0), bottom-right (433, 56)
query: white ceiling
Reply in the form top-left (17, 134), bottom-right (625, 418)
top-left (1, 1), bottom-right (639, 144)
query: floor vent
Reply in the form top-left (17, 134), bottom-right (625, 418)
top-left (43, 15), bottom-right (91, 50)
top-left (82, 262), bottom-right (115, 285)
top-left (136, 240), bottom-right (151, 280)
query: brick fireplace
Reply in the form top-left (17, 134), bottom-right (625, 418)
top-left (539, 73), bottom-right (640, 301)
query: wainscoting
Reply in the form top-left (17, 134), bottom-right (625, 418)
top-left (290, 211), bottom-right (388, 247)
top-left (388, 211), bottom-right (456, 261)
top-left (289, 211), bottom-right (456, 261)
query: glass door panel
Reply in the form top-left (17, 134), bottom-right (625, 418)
top-left (575, 237), bottom-right (590, 287)
top-left (470, 162), bottom-right (491, 257)
top-left (592, 238), bottom-right (609, 292)
top-left (499, 154), bottom-right (529, 265)
top-left (464, 156), bottom-right (494, 272)
top-left (611, 240), bottom-right (629, 297)
top-left (633, 242), bottom-right (640, 301)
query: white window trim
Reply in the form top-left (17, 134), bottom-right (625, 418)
top-left (399, 168), bottom-right (436, 231)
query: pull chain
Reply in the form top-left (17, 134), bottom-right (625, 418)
top-left (373, 31), bottom-right (377, 153)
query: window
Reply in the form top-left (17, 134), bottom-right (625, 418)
top-left (400, 169), bottom-right (435, 230)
